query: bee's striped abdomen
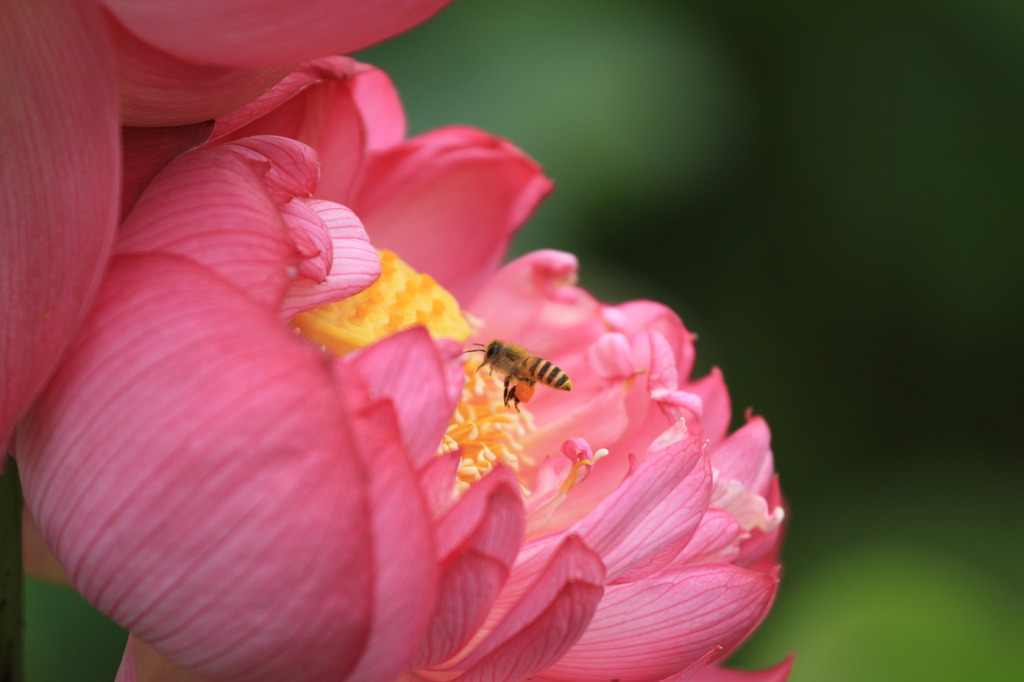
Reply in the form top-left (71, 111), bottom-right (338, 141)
top-left (525, 356), bottom-right (572, 391)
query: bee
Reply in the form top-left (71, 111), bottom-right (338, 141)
top-left (467, 340), bottom-right (572, 411)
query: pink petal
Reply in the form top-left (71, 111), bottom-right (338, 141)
top-left (522, 382), bottom-right (631, 519)
top-left (686, 368), bottom-right (732, 447)
top-left (524, 439), bottom-right (604, 536)
top-left (276, 199), bottom-right (381, 319)
top-left (116, 136), bottom-right (321, 314)
top-left (647, 330), bottom-right (681, 400)
top-left (673, 510), bottom-right (744, 566)
top-left (354, 126), bottom-right (553, 302)
top-left (1, 0), bottom-right (119, 450)
top-left (709, 477), bottom-right (780, 538)
top-left (107, 13), bottom-right (292, 127)
top-left (467, 251), bottom-right (604, 355)
top-left (686, 654), bottom-right (795, 682)
top-left (334, 391), bottom-right (439, 681)
top-left (537, 333), bottom-right (700, 534)
top-left (450, 535), bottom-right (606, 680)
top-left (597, 331), bottom-right (698, 455)
top-left (117, 635), bottom-right (210, 682)
top-left (342, 328), bottom-right (462, 469)
top-left (602, 299), bottom-right (697, 381)
top-left (212, 58), bottom-right (406, 205)
top-left (735, 477), bottom-right (787, 574)
top-left (587, 332), bottom-right (637, 381)
top-left (537, 564), bottom-right (778, 681)
top-left (103, 0), bottom-right (455, 66)
top-left (121, 123), bottom-right (215, 217)
top-left (571, 425), bottom-right (711, 582)
top-left (644, 333), bottom-right (705, 433)
top-left (414, 466), bottom-right (524, 668)
top-left (522, 332), bottom-right (635, 445)
top-left (658, 646), bottom-right (723, 682)
top-left (710, 414), bottom-right (775, 498)
top-left (18, 254), bottom-right (376, 681)
top-left (211, 57), bottom-right (362, 141)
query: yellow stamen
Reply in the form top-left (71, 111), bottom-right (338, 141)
top-left (292, 250), bottom-right (470, 354)
top-left (291, 250), bottom-right (531, 491)
top-left (444, 361), bottom-right (535, 493)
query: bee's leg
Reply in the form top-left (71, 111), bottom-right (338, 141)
top-left (503, 376), bottom-right (512, 406)
top-left (507, 382), bottom-right (522, 412)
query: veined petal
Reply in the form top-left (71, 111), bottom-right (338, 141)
top-left (448, 535), bottom-right (605, 680)
top-left (672, 510), bottom-right (744, 566)
top-left (522, 381), bottom-right (630, 518)
top-left (587, 333), bottom-right (637, 381)
top-left (735, 476), bottom-right (787, 573)
top-left (524, 439), bottom-right (606, 537)
top-left (597, 331), bottom-right (700, 456)
top-left (686, 654), bottom-right (795, 682)
top-left (355, 126), bottom-right (553, 302)
top-left (342, 328), bottom-right (462, 469)
top-left (213, 58), bottom-right (358, 141)
top-left (602, 299), bottom-right (697, 381)
top-left (467, 251), bottom-right (603, 356)
top-left (117, 636), bottom-right (210, 682)
top-left (657, 646), bottom-right (724, 682)
top-left (571, 423), bottom-right (711, 582)
top-left (103, 0), bottom-right (455, 66)
top-left (334, 387), bottom-right (439, 681)
top-left (686, 368), bottom-right (732, 447)
top-left (277, 199), bottom-right (381, 319)
top-left (537, 564), bottom-right (778, 681)
top-left (213, 58), bottom-right (406, 206)
top-left (456, 578), bottom-right (604, 682)
top-left (1, 0), bottom-right (119, 451)
top-left (710, 476), bottom-right (779, 535)
top-left (414, 466), bottom-right (524, 669)
top-left (121, 123), bottom-right (215, 217)
top-left (710, 414), bottom-right (775, 499)
top-left (116, 136), bottom-right (322, 314)
top-left (418, 449), bottom-right (461, 519)
top-left (108, 13), bottom-right (291, 127)
top-left (18, 254), bottom-right (374, 681)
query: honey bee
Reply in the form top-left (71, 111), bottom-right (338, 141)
top-left (467, 340), bottom-right (572, 411)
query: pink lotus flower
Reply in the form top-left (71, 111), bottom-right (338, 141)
top-left (15, 58), bottom-right (791, 681)
top-left (1, 0), bottom-right (454, 453)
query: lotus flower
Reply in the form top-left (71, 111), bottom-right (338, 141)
top-left (15, 58), bottom-right (791, 681)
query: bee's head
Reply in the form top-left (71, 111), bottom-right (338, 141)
top-left (465, 340), bottom-right (502, 371)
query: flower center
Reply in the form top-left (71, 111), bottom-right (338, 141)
top-left (292, 250), bottom-right (470, 354)
top-left (442, 362), bottom-right (535, 493)
top-left (292, 250), bottom-right (532, 489)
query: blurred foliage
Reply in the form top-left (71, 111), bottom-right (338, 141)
top-left (25, 578), bottom-right (124, 680)
top-left (27, 0), bottom-right (1024, 679)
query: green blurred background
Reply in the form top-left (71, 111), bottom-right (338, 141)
top-left (26, 0), bottom-right (1024, 679)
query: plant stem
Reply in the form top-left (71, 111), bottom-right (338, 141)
top-left (0, 458), bottom-right (22, 682)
